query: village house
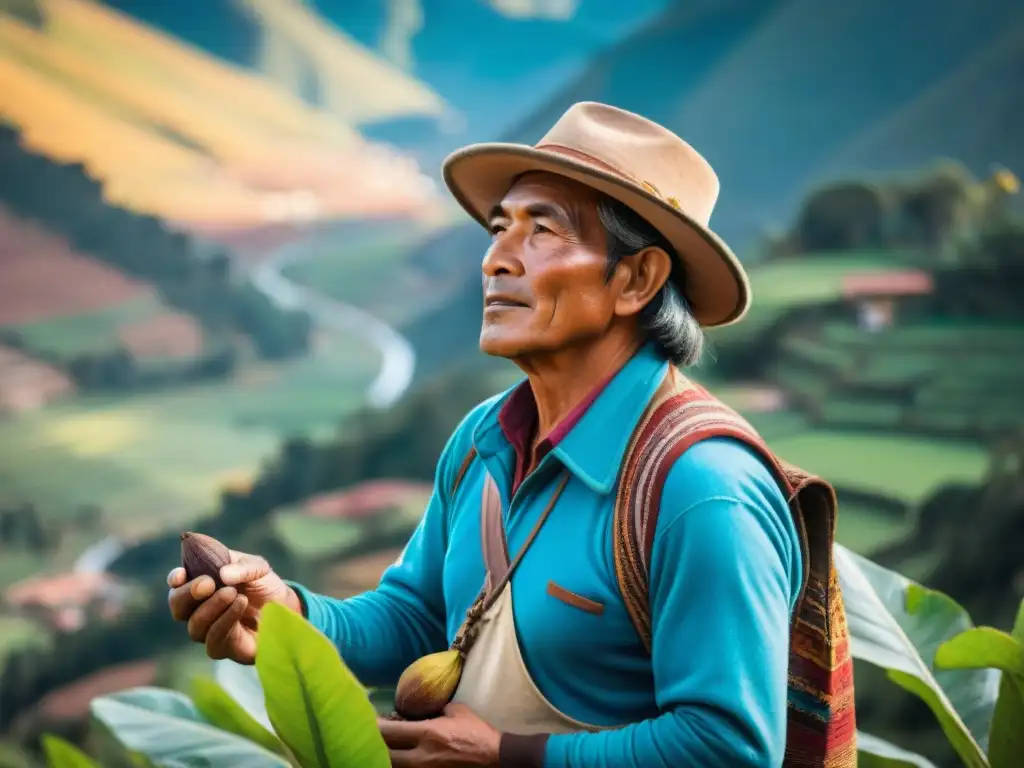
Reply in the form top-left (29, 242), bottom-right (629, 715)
top-left (4, 571), bottom-right (129, 632)
top-left (842, 269), bottom-right (934, 333)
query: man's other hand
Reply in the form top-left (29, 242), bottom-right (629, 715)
top-left (379, 703), bottom-right (501, 767)
top-left (166, 548), bottom-right (302, 665)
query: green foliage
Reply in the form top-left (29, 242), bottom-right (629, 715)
top-left (83, 600), bottom-right (389, 767)
top-left (270, 512), bottom-right (366, 561)
top-left (22, 546), bottom-right (1023, 768)
top-left (935, 600), bottom-right (1024, 767)
top-left (844, 545), bottom-right (1024, 768)
top-left (190, 676), bottom-right (287, 758)
top-left (795, 180), bottom-right (888, 252)
top-left (840, 545), bottom-right (992, 766)
top-left (856, 731), bottom-right (938, 768)
top-left (90, 686), bottom-right (290, 767)
top-left (255, 602), bottom-right (389, 768)
top-left (41, 734), bottom-right (100, 768)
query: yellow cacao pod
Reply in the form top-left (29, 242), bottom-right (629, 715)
top-left (393, 649), bottom-right (463, 720)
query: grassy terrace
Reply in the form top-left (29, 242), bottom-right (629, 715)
top-left (770, 430), bottom-right (989, 507)
top-left (771, 319), bottom-right (1024, 435)
top-left (3, 295), bottom-right (167, 357)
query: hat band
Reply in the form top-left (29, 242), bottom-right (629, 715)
top-left (534, 143), bottom-right (683, 212)
top-left (534, 143), bottom-right (637, 183)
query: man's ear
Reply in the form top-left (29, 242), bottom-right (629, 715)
top-left (612, 247), bottom-right (672, 317)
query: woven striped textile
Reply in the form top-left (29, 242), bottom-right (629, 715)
top-left (613, 366), bottom-right (857, 767)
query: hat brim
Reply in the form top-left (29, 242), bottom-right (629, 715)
top-left (442, 142), bottom-right (750, 328)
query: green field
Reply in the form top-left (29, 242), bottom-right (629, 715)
top-left (833, 500), bottom-right (911, 554)
top-left (0, 614), bottom-right (51, 664)
top-left (0, 335), bottom-right (380, 539)
top-left (281, 227), bottom-right (453, 326)
top-left (770, 430), bottom-right (989, 506)
top-left (3, 295), bottom-right (171, 356)
top-left (272, 491), bottom-right (430, 561)
top-left (707, 251), bottom-right (912, 346)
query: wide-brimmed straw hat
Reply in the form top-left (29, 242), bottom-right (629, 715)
top-left (441, 101), bottom-right (750, 327)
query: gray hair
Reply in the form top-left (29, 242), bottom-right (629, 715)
top-left (596, 197), bottom-right (705, 367)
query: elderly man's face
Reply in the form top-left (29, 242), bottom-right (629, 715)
top-left (479, 172), bottom-right (618, 359)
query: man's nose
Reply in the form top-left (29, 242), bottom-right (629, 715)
top-left (481, 236), bottom-right (525, 278)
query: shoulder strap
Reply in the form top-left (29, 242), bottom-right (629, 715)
top-left (612, 365), bottom-right (831, 650)
top-left (612, 367), bottom-right (857, 767)
top-left (451, 445), bottom-right (478, 499)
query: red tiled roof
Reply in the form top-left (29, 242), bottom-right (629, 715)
top-left (304, 479), bottom-right (431, 519)
top-left (841, 270), bottom-right (934, 297)
top-left (5, 572), bottom-right (120, 609)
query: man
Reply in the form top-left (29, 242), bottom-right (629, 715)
top-left (169, 102), bottom-right (854, 767)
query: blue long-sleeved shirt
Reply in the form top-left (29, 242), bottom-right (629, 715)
top-left (290, 345), bottom-right (802, 767)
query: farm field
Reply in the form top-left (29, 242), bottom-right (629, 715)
top-left (280, 226), bottom-right (455, 326)
top-left (770, 430), bottom-right (989, 506)
top-left (0, 614), bottom-right (51, 667)
top-left (0, 334), bottom-right (381, 537)
top-left (0, 209), bottom-right (199, 360)
top-left (833, 500), bottom-right (912, 555)
top-left (6, 296), bottom-right (202, 360)
top-left (0, 0), bottom-right (442, 225)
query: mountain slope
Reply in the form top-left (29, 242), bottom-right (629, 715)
top-left (664, 0), bottom-right (1023, 246)
top-left (0, 0), bottom-right (441, 226)
top-left (815, 16), bottom-right (1024, 187)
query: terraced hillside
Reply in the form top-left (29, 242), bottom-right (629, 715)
top-left (770, 319), bottom-right (1024, 439)
top-left (0, 0), bottom-right (441, 228)
top-left (0, 207), bottom-right (208, 393)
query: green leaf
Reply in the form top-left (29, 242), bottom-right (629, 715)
top-left (89, 686), bottom-right (290, 768)
top-left (856, 730), bottom-right (938, 768)
top-left (191, 676), bottom-right (288, 757)
top-left (255, 601), bottom-right (389, 768)
top-left (935, 627), bottom-right (1024, 676)
top-left (836, 545), bottom-right (992, 767)
top-left (987, 671), bottom-right (1024, 768)
top-left (214, 659), bottom-right (275, 732)
top-left (984, 600), bottom-right (1024, 768)
top-left (41, 734), bottom-right (100, 768)
top-left (903, 584), bottom-right (1002, 751)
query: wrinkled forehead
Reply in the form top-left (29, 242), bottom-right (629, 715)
top-left (502, 170), bottom-right (602, 208)
top-left (494, 171), bottom-right (606, 233)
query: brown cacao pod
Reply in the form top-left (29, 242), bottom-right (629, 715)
top-left (180, 531), bottom-right (231, 588)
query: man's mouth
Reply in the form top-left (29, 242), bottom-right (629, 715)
top-left (485, 295), bottom-right (529, 309)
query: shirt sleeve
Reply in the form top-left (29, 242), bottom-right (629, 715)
top-left (541, 436), bottom-right (803, 768)
top-left (285, 411), bottom-right (477, 688)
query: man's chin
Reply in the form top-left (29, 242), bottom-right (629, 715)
top-left (478, 328), bottom-right (530, 359)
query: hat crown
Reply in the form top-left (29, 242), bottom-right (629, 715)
top-left (536, 102), bottom-right (720, 226)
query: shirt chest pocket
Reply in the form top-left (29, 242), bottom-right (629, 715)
top-left (516, 572), bottom-right (642, 667)
top-left (545, 580), bottom-right (605, 616)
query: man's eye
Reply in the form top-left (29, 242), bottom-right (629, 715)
top-left (489, 224), bottom-right (506, 236)
top-left (533, 223), bottom-right (553, 235)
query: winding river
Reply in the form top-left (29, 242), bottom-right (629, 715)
top-left (76, 227), bottom-right (417, 574)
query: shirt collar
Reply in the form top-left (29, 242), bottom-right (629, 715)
top-left (473, 343), bottom-right (669, 494)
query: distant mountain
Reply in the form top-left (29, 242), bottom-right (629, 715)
top-left (814, 15), bottom-right (1024, 190)
top-left (102, 0), bottom-right (674, 167)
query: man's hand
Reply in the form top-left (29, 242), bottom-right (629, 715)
top-left (378, 703), bottom-right (501, 767)
top-left (167, 548), bottom-right (302, 665)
